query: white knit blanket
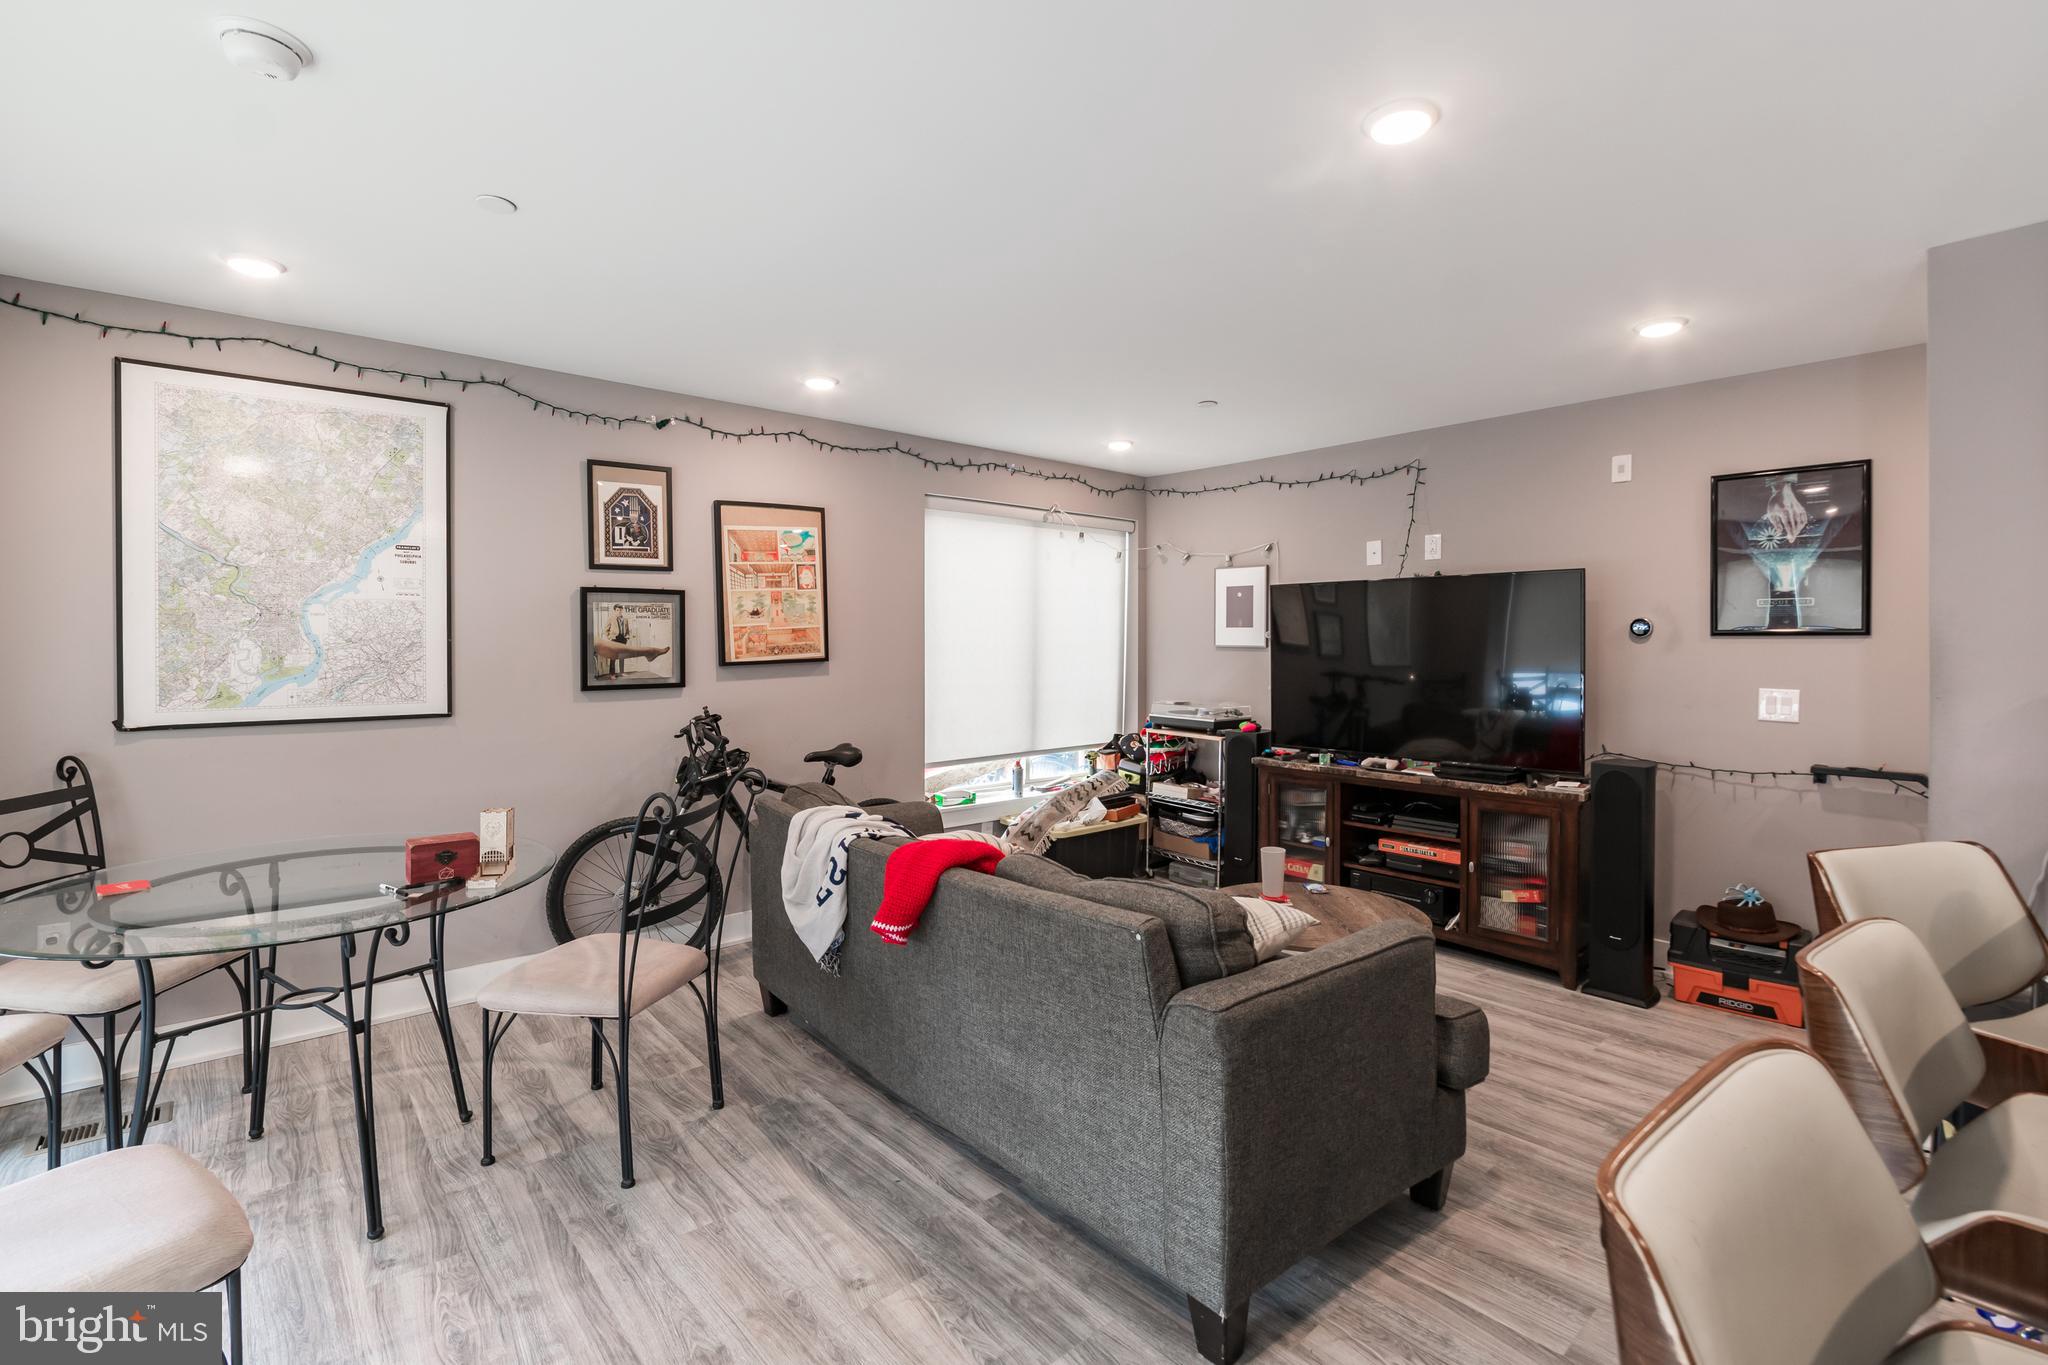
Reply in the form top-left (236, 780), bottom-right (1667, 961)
top-left (780, 805), bottom-right (912, 971)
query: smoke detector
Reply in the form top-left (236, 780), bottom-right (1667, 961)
top-left (214, 18), bottom-right (311, 81)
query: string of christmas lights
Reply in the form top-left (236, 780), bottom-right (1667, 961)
top-left (1594, 747), bottom-right (1929, 799)
top-left (1, 291), bottom-right (1426, 564)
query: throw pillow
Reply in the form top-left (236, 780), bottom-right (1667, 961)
top-left (1000, 770), bottom-right (1130, 856)
top-left (1232, 895), bottom-right (1319, 961)
top-left (995, 853), bottom-right (1258, 985)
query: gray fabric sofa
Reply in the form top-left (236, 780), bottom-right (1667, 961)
top-left (748, 787), bottom-right (1489, 1363)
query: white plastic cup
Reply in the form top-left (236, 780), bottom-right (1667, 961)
top-left (1260, 846), bottom-right (1286, 899)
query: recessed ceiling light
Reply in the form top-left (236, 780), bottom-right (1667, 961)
top-left (473, 194), bottom-right (518, 215)
top-left (222, 254), bottom-right (286, 279)
top-left (1106, 440), bottom-right (1134, 453)
top-left (1633, 317), bottom-right (1690, 339)
top-left (1364, 99), bottom-right (1440, 146)
top-left (802, 376), bottom-right (839, 391)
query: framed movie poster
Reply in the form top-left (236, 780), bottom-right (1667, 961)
top-left (1214, 565), bottom-right (1268, 647)
top-left (586, 459), bottom-right (673, 571)
top-left (114, 359), bottom-right (451, 730)
top-left (581, 587), bottom-right (683, 690)
top-left (713, 501), bottom-right (828, 665)
top-left (1710, 460), bottom-right (1870, 636)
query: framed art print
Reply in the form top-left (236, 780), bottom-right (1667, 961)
top-left (713, 501), bottom-right (828, 664)
top-left (114, 359), bottom-right (451, 730)
top-left (586, 458), bottom-right (673, 571)
top-left (1214, 565), bottom-right (1268, 647)
top-left (1710, 459), bottom-right (1870, 635)
top-left (581, 587), bottom-right (684, 690)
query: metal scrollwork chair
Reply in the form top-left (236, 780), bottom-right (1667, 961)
top-left (0, 755), bottom-right (255, 1152)
top-left (477, 791), bottom-right (724, 1188)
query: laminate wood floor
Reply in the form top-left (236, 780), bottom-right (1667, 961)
top-left (0, 946), bottom-right (1775, 1364)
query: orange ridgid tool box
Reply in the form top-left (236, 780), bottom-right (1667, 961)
top-left (1667, 908), bottom-right (1809, 1028)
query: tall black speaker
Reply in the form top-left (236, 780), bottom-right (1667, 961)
top-left (1582, 756), bottom-right (1659, 1007)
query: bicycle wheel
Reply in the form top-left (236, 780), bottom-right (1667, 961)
top-left (545, 818), bottom-right (721, 947)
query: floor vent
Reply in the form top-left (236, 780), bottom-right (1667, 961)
top-left (30, 1102), bottom-right (176, 1154)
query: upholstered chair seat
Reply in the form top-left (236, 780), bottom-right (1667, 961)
top-left (1910, 1093), bottom-right (2048, 1239)
top-left (0, 1145), bottom-right (252, 1291)
top-left (0, 951), bottom-right (242, 1014)
top-left (0, 1011), bottom-right (68, 1072)
top-left (476, 934), bottom-right (707, 1018)
top-left (1598, 1039), bottom-right (2048, 1365)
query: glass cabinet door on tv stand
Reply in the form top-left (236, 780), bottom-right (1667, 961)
top-left (1467, 803), bottom-right (1556, 946)
top-left (1264, 777), bottom-right (1334, 885)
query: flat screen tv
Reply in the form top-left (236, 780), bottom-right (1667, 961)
top-left (1268, 568), bottom-right (1586, 775)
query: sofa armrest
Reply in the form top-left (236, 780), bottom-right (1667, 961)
top-left (1157, 921), bottom-right (1466, 1312)
top-left (1434, 994), bottom-right (1490, 1090)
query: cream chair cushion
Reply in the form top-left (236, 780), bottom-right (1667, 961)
top-left (1804, 918), bottom-right (1986, 1141)
top-left (477, 933), bottom-right (707, 1018)
top-left (1910, 1093), bottom-right (2048, 1241)
top-left (1886, 1325), bottom-right (2048, 1362)
top-left (1973, 1007), bottom-right (2048, 1053)
top-left (0, 952), bottom-right (239, 1015)
top-left (0, 1145), bottom-right (252, 1291)
top-left (1815, 842), bottom-right (2046, 1007)
top-left (1610, 1046), bottom-right (1937, 1365)
top-left (0, 1012), bottom-right (69, 1072)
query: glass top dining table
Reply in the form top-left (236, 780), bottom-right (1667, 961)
top-left (0, 834), bottom-right (555, 1242)
top-left (0, 835), bottom-right (553, 961)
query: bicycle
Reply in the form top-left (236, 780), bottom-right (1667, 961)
top-left (543, 707), bottom-right (865, 947)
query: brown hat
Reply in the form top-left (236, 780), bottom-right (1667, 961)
top-left (1696, 896), bottom-right (1802, 945)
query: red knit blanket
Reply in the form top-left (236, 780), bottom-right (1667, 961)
top-left (870, 839), bottom-right (1004, 944)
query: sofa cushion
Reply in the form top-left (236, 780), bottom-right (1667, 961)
top-left (1433, 994), bottom-right (1491, 1090)
top-left (1231, 895), bottom-right (1318, 961)
top-left (996, 853), bottom-right (1256, 985)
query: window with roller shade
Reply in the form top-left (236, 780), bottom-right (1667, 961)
top-left (923, 496), bottom-right (1131, 778)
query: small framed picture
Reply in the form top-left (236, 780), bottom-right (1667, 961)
top-left (713, 501), bottom-right (828, 665)
top-left (1710, 459), bottom-right (1871, 636)
top-left (581, 587), bottom-right (684, 690)
top-left (586, 459), bottom-right (673, 571)
top-left (1214, 565), bottom-right (1268, 647)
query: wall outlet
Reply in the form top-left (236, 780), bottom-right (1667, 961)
top-left (1366, 539), bottom-right (1383, 566)
top-left (1758, 688), bottom-right (1801, 723)
top-left (1423, 533), bottom-right (1442, 561)
top-left (1612, 453), bottom-right (1633, 483)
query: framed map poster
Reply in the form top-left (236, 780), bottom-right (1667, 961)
top-left (114, 359), bottom-right (451, 730)
top-left (712, 501), bottom-right (828, 665)
top-left (581, 587), bottom-right (683, 690)
top-left (586, 458), bottom-right (673, 571)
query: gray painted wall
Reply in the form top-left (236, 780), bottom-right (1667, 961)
top-left (0, 274), bottom-right (1145, 1014)
top-left (1141, 349), bottom-right (1932, 933)
top-left (1928, 221), bottom-right (2048, 911)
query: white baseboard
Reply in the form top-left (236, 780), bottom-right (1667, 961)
top-left (0, 912), bottom-right (750, 1110)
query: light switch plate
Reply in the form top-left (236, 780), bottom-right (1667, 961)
top-left (1612, 453), bottom-right (1633, 483)
top-left (1758, 688), bottom-right (1801, 723)
top-left (1366, 539), bottom-right (1383, 566)
top-left (1423, 533), bottom-right (1442, 561)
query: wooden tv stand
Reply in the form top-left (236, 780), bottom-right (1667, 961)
top-left (1254, 757), bottom-right (1588, 987)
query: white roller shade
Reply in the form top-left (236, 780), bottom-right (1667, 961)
top-left (924, 497), bottom-right (1131, 766)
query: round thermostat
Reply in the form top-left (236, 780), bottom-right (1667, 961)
top-left (1629, 618), bottom-right (1654, 641)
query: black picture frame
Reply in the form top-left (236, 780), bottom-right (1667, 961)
top-left (712, 500), bottom-right (829, 666)
top-left (585, 458), bottom-right (674, 572)
top-left (1709, 459), bottom-right (1871, 636)
top-left (112, 358), bottom-right (453, 731)
top-left (580, 586), bottom-right (684, 691)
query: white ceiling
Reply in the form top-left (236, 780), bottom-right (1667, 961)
top-left (4, 2), bottom-right (2047, 476)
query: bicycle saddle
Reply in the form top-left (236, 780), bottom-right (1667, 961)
top-left (804, 743), bottom-right (863, 770)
